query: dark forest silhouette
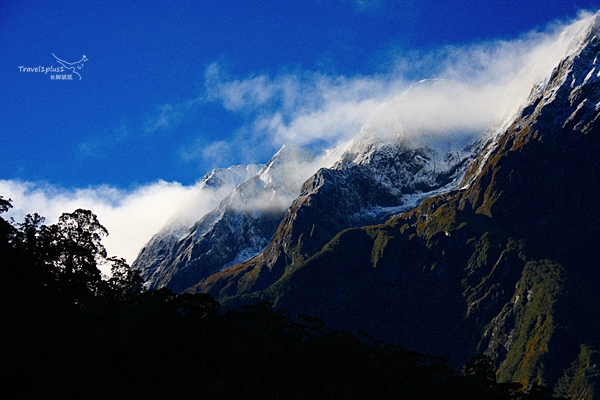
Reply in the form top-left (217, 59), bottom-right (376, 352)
top-left (0, 196), bottom-right (566, 399)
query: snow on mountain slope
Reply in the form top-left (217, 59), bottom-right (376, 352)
top-left (143, 76), bottom-right (527, 294)
top-left (133, 144), bottom-right (321, 292)
top-left (131, 164), bottom-right (262, 284)
top-left (138, 74), bottom-right (531, 294)
top-left (223, 144), bottom-right (318, 212)
top-left (199, 164), bottom-right (264, 190)
top-left (316, 79), bottom-right (504, 226)
top-left (162, 164), bottom-right (263, 234)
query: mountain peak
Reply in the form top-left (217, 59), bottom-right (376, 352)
top-left (198, 164), bottom-right (263, 190)
top-left (254, 143), bottom-right (317, 196)
top-left (565, 10), bottom-right (600, 55)
top-left (511, 11), bottom-right (600, 140)
top-left (133, 143), bottom-right (321, 292)
top-left (259, 143), bottom-right (316, 178)
top-left (271, 142), bottom-right (315, 160)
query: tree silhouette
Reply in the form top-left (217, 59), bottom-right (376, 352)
top-left (0, 199), bottom-right (572, 399)
top-left (55, 208), bottom-right (107, 277)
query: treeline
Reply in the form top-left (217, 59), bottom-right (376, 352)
top-left (0, 197), bottom-right (566, 399)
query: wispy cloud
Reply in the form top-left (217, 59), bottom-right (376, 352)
top-left (205, 64), bottom-right (406, 150)
top-left (84, 10), bottom-right (594, 171)
top-left (202, 11), bottom-right (594, 159)
top-left (181, 139), bottom-right (237, 169)
top-left (343, 0), bottom-right (391, 13)
top-left (144, 98), bottom-right (200, 134)
top-left (79, 119), bottom-right (130, 157)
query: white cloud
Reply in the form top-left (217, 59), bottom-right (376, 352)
top-left (181, 139), bottom-right (237, 168)
top-left (0, 180), bottom-right (225, 273)
top-left (202, 11), bottom-right (595, 159)
top-left (205, 65), bottom-right (407, 151)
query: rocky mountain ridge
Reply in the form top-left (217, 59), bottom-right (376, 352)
top-left (194, 12), bottom-right (600, 398)
top-left (135, 78), bottom-right (496, 294)
top-left (194, 81), bottom-right (501, 297)
top-left (133, 11), bottom-right (600, 397)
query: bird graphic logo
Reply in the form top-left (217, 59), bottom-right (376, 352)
top-left (52, 54), bottom-right (88, 80)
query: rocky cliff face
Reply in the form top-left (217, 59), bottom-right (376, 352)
top-left (196, 11), bottom-right (600, 398)
top-left (132, 164), bottom-right (262, 288)
top-left (195, 79), bottom-right (496, 297)
top-left (466, 14), bottom-right (600, 394)
top-left (137, 78), bottom-right (492, 295)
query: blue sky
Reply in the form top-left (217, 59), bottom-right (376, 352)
top-left (3, 0), bottom-right (600, 187)
top-left (2, 0), bottom-right (600, 263)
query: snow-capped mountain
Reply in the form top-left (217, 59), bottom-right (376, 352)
top-left (130, 10), bottom-right (600, 398)
top-left (196, 80), bottom-right (509, 296)
top-left (198, 11), bottom-right (600, 398)
top-left (133, 144), bottom-right (319, 292)
top-left (140, 73), bottom-right (524, 295)
top-left (132, 164), bottom-right (262, 287)
top-left (334, 79), bottom-right (495, 220)
top-left (199, 164), bottom-right (264, 190)
top-left (160, 164), bottom-right (263, 237)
